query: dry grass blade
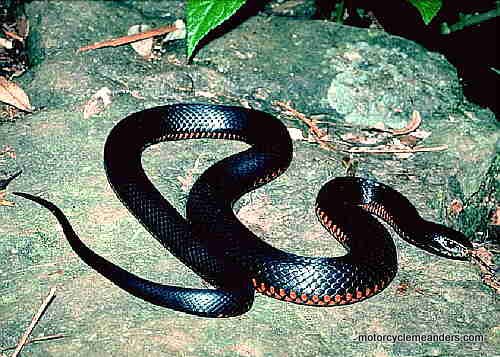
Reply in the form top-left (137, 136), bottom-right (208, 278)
top-left (0, 76), bottom-right (33, 112)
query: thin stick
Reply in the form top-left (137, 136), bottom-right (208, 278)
top-left (11, 287), bottom-right (57, 357)
top-left (77, 24), bottom-right (176, 53)
top-left (441, 8), bottom-right (500, 34)
top-left (275, 101), bottom-right (326, 139)
top-left (2, 334), bottom-right (64, 352)
top-left (348, 145), bottom-right (448, 154)
top-left (2, 29), bottom-right (24, 42)
top-left (274, 101), bottom-right (334, 150)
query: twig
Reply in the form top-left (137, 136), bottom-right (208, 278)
top-left (467, 248), bottom-right (500, 294)
top-left (2, 334), bottom-right (64, 352)
top-left (348, 145), bottom-right (448, 154)
top-left (2, 30), bottom-right (23, 42)
top-left (275, 101), bottom-right (326, 138)
top-left (77, 24), bottom-right (176, 53)
top-left (11, 287), bottom-right (57, 357)
top-left (274, 101), bottom-right (334, 150)
top-left (441, 7), bottom-right (500, 34)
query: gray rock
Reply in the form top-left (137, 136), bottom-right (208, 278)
top-left (0, 1), bottom-right (497, 356)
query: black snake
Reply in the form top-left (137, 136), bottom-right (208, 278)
top-left (14, 104), bottom-right (472, 317)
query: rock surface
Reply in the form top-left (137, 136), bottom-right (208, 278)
top-left (1, 1), bottom-right (498, 356)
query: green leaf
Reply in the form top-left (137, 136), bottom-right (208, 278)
top-left (407, 0), bottom-right (443, 25)
top-left (186, 0), bottom-right (247, 59)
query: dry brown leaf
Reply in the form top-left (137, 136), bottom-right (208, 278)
top-left (398, 135), bottom-right (419, 146)
top-left (409, 129), bottom-right (431, 139)
top-left (393, 152), bottom-right (414, 160)
top-left (177, 155), bottom-right (204, 192)
top-left (287, 127), bottom-right (304, 141)
top-left (372, 122), bottom-right (387, 131)
top-left (0, 38), bottom-right (13, 49)
top-left (0, 191), bottom-right (15, 206)
top-left (128, 25), bottom-right (154, 59)
top-left (162, 19), bottom-right (186, 43)
top-left (1, 145), bottom-right (17, 159)
top-left (83, 87), bottom-right (112, 119)
top-left (449, 199), bottom-right (464, 215)
top-left (391, 110), bottom-right (422, 135)
top-left (0, 76), bottom-right (33, 112)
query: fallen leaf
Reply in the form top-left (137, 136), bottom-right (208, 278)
top-left (0, 191), bottom-right (15, 206)
top-left (195, 90), bottom-right (217, 99)
top-left (0, 38), bottom-right (13, 49)
top-left (398, 135), bottom-right (418, 146)
top-left (272, 0), bottom-right (306, 14)
top-left (391, 110), bottom-right (422, 135)
top-left (128, 25), bottom-right (154, 59)
top-left (162, 19), bottom-right (186, 43)
top-left (177, 155), bottom-right (204, 192)
top-left (83, 87), bottom-right (112, 119)
top-left (78, 23), bottom-right (176, 53)
top-left (449, 199), bottom-right (464, 215)
top-left (393, 152), bottom-right (414, 159)
top-left (0, 76), bottom-right (33, 112)
top-left (287, 127), bottom-right (304, 141)
top-left (409, 129), bottom-right (431, 139)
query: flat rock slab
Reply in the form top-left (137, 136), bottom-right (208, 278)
top-left (1, 1), bottom-right (498, 356)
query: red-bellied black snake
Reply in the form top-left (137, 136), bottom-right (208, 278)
top-left (14, 104), bottom-right (472, 317)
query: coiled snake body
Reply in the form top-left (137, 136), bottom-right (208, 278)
top-left (15, 104), bottom-right (472, 317)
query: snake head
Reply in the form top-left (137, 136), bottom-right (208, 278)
top-left (418, 222), bottom-right (472, 260)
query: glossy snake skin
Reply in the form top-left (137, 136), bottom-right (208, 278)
top-left (15, 104), bottom-right (472, 317)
